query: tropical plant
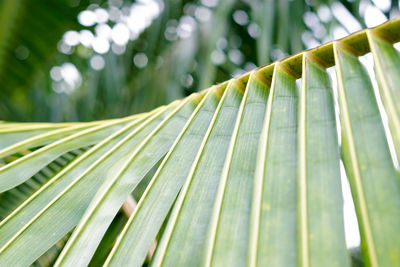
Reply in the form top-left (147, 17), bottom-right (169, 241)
top-left (0, 18), bottom-right (400, 266)
top-left (0, 0), bottom-right (93, 121)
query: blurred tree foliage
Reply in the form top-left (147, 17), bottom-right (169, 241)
top-left (0, 0), bottom-right (397, 122)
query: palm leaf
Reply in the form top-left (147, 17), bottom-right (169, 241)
top-left (0, 148), bottom-right (87, 266)
top-left (1, 19), bottom-right (400, 266)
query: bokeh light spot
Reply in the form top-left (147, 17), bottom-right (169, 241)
top-left (133, 53), bottom-right (148, 68)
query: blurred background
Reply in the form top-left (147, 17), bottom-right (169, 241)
top-left (0, 0), bottom-right (398, 122)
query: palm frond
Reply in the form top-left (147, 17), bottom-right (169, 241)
top-left (0, 19), bottom-right (400, 266)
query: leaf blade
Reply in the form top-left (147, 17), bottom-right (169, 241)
top-left (203, 72), bottom-right (270, 267)
top-left (105, 86), bottom-right (224, 267)
top-left (334, 42), bottom-right (400, 266)
top-left (248, 63), bottom-right (298, 266)
top-left (297, 53), bottom-right (350, 267)
top-left (55, 94), bottom-right (200, 266)
top-left (151, 80), bottom-right (244, 266)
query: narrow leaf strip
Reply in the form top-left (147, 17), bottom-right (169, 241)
top-left (0, 105), bottom-right (175, 265)
top-left (334, 42), bottom-right (400, 266)
top-left (0, 118), bottom-right (133, 151)
top-left (0, 110), bottom-right (154, 240)
top-left (298, 53), bottom-right (349, 267)
top-left (105, 86), bottom-right (223, 267)
top-left (0, 120), bottom-right (110, 158)
top-left (366, 29), bottom-right (400, 163)
top-left (55, 93), bottom-right (201, 267)
top-left (0, 114), bottom-right (142, 192)
top-left (203, 71), bottom-right (269, 267)
top-left (298, 54), bottom-right (308, 267)
top-left (151, 80), bottom-right (244, 266)
top-left (248, 63), bottom-right (298, 266)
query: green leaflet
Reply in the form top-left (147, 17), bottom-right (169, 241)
top-left (0, 105), bottom-right (175, 265)
top-left (0, 124), bottom-right (71, 151)
top-left (105, 85), bottom-right (224, 267)
top-left (54, 94), bottom-right (200, 266)
top-left (0, 121), bottom-right (105, 158)
top-left (203, 72), bottom-right (269, 267)
top-left (0, 115), bottom-right (139, 192)
top-left (0, 149), bottom-right (85, 220)
top-left (151, 80), bottom-right (244, 266)
top-left (248, 63), bottom-right (298, 266)
top-left (334, 43), bottom-right (400, 266)
top-left (297, 54), bottom-right (349, 267)
top-left (367, 30), bottom-right (400, 163)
